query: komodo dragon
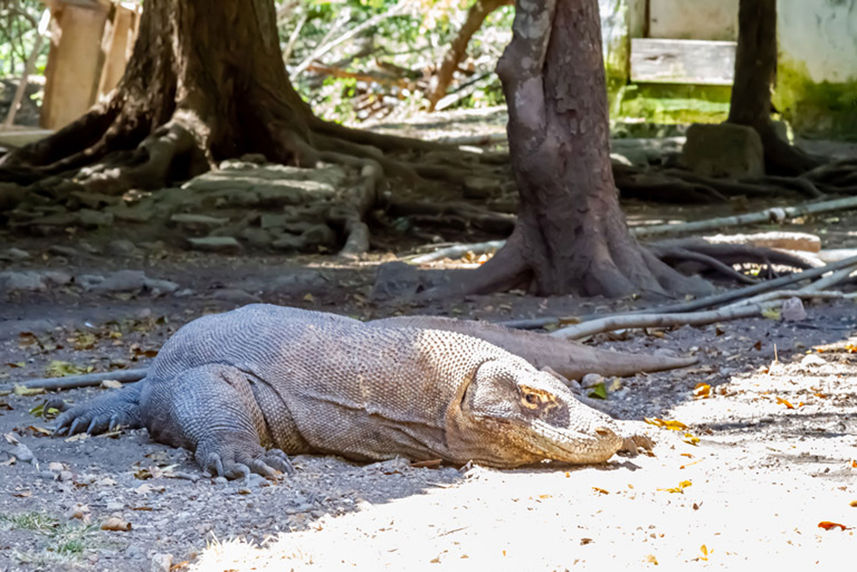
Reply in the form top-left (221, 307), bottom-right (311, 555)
top-left (53, 304), bottom-right (689, 478)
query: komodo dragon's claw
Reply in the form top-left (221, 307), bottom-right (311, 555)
top-left (197, 442), bottom-right (294, 480)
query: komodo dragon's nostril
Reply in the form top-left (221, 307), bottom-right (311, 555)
top-left (595, 426), bottom-right (616, 437)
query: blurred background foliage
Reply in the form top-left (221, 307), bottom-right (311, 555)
top-left (0, 0), bottom-right (514, 125)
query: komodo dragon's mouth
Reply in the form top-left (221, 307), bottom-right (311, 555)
top-left (504, 417), bottom-right (624, 465)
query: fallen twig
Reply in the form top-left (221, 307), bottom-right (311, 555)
top-left (3, 368), bottom-right (148, 392)
top-left (633, 196), bottom-right (857, 238)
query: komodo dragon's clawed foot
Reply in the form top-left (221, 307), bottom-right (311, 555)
top-left (54, 385), bottom-right (143, 436)
top-left (195, 439), bottom-right (294, 480)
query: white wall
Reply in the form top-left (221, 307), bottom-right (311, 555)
top-left (777, 0), bottom-right (857, 83)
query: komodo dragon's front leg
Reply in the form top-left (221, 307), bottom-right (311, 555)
top-left (57, 364), bottom-right (293, 479)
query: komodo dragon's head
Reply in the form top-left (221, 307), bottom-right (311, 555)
top-left (446, 357), bottom-right (624, 467)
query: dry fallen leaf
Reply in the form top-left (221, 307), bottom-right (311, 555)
top-left (14, 385), bottom-right (45, 397)
top-left (693, 383), bottom-right (711, 399)
top-left (101, 517), bottom-right (132, 531)
top-left (682, 433), bottom-right (700, 446)
top-left (658, 480), bottom-right (692, 494)
top-left (776, 396), bottom-right (795, 409)
top-left (644, 418), bottom-right (688, 431)
top-left (592, 487), bottom-right (609, 495)
top-left (699, 544), bottom-right (711, 561)
top-left (817, 521), bottom-right (848, 531)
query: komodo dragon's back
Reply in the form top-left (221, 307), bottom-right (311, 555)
top-left (56, 304), bottom-right (625, 479)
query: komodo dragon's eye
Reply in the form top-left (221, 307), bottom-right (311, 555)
top-left (520, 387), bottom-right (555, 410)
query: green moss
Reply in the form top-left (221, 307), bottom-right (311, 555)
top-left (615, 84), bottom-right (732, 124)
top-left (773, 57), bottom-right (857, 139)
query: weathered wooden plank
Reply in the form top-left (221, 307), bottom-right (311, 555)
top-left (630, 38), bottom-right (736, 85)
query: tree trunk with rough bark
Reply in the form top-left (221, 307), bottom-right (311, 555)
top-left (0, 0), bottom-right (449, 195)
top-left (727, 0), bottom-right (818, 175)
top-left (438, 0), bottom-right (709, 298)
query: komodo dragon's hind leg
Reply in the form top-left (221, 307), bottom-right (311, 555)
top-left (55, 382), bottom-right (143, 435)
top-left (142, 364), bottom-right (293, 480)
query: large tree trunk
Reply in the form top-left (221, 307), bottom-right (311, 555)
top-left (440, 0), bottom-right (708, 298)
top-left (1, 0), bottom-right (318, 191)
top-left (0, 0), bottom-right (445, 195)
top-left (727, 0), bottom-right (818, 175)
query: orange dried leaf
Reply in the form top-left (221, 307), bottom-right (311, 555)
top-left (693, 383), bottom-right (711, 399)
top-left (644, 417), bottom-right (688, 431)
top-left (817, 521), bottom-right (848, 531)
top-left (851, 460), bottom-right (857, 468)
top-left (592, 487), bottom-right (609, 495)
top-left (658, 480), bottom-right (692, 494)
top-left (776, 396), bottom-right (795, 409)
top-left (682, 432), bottom-right (700, 446)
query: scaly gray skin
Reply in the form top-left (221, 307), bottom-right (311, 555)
top-left (370, 315), bottom-right (696, 379)
top-left (55, 304), bottom-right (626, 479)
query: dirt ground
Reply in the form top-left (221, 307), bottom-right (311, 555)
top-left (1, 209), bottom-right (856, 571)
top-left (1, 113), bottom-right (857, 570)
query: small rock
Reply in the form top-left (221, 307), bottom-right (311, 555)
top-left (11, 443), bottom-right (35, 463)
top-left (271, 233), bottom-right (306, 252)
top-left (212, 476), bottom-right (228, 485)
top-left (580, 373), bottom-right (605, 389)
top-left (48, 245), bottom-right (84, 259)
top-left (91, 270), bottom-right (147, 293)
top-left (170, 213), bottom-right (230, 231)
top-left (187, 236), bottom-right (243, 253)
top-left (150, 553), bottom-right (173, 572)
top-left (239, 153), bottom-right (267, 165)
top-left (210, 288), bottom-right (261, 305)
top-left (244, 473), bottom-right (267, 487)
top-left (174, 288), bottom-right (195, 298)
top-left (76, 274), bottom-right (106, 290)
top-left (42, 270), bottom-right (72, 286)
top-left (48, 462), bottom-right (64, 472)
top-left (301, 224), bottom-right (337, 250)
top-left (78, 209), bottom-right (115, 227)
top-left (58, 470), bottom-right (74, 482)
top-left (370, 261), bottom-right (421, 302)
top-left (2, 247), bottom-right (30, 260)
top-left (0, 271), bottom-right (46, 292)
top-left (267, 270), bottom-right (328, 294)
top-left (239, 227), bottom-right (273, 247)
top-left (106, 240), bottom-right (139, 257)
top-left (680, 123), bottom-right (764, 178)
top-left (143, 277), bottom-right (180, 296)
top-left (800, 354), bottom-right (826, 368)
top-left (781, 297), bottom-right (807, 322)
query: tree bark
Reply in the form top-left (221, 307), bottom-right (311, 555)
top-left (0, 0), bottom-right (447, 195)
top-left (727, 0), bottom-right (818, 175)
top-left (437, 0), bottom-right (708, 298)
top-left (426, 0), bottom-right (511, 111)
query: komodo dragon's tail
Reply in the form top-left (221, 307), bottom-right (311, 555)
top-left (370, 315), bottom-right (696, 380)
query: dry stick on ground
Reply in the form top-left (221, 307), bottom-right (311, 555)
top-left (632, 195), bottom-right (857, 238)
top-left (4, 368), bottom-right (149, 392)
top-left (500, 254), bottom-right (857, 330)
top-left (551, 290), bottom-right (857, 340)
top-left (411, 196), bottom-right (857, 264)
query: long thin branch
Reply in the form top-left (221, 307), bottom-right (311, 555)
top-left (293, 0), bottom-right (411, 77)
top-left (2, 368), bottom-right (148, 392)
